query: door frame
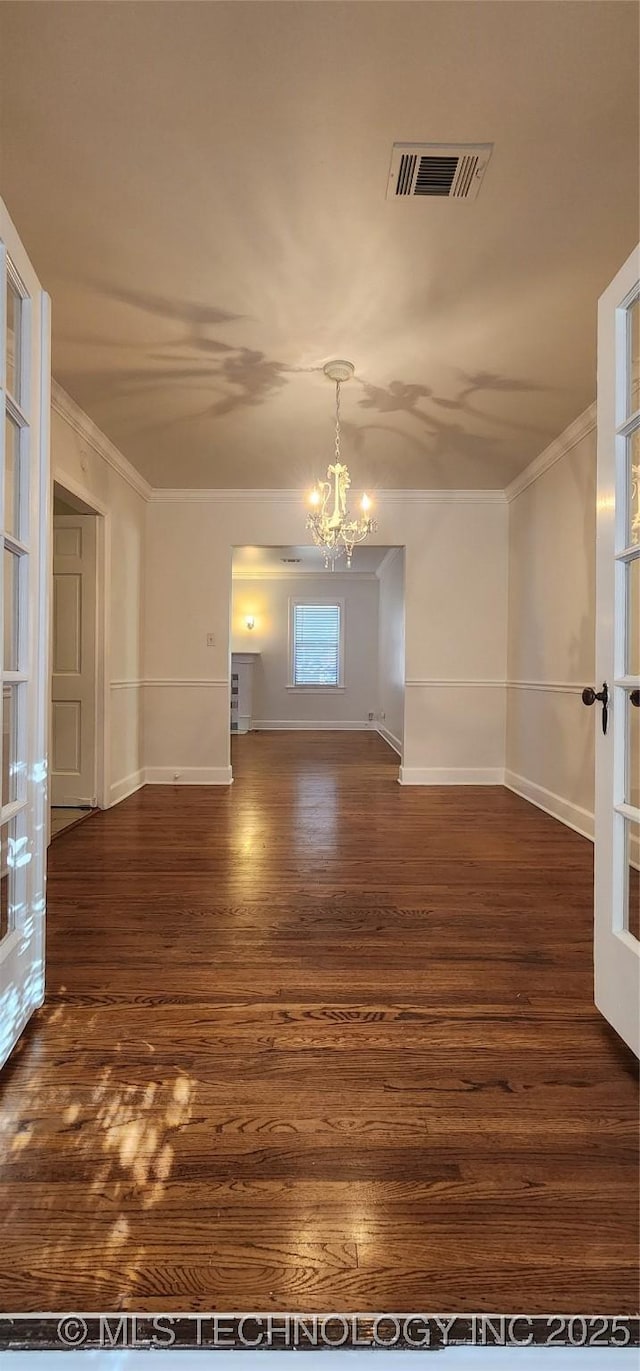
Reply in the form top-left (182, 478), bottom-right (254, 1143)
top-left (0, 199), bottom-right (51, 1064)
top-left (50, 473), bottom-right (110, 812)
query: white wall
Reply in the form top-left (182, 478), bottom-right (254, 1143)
top-left (144, 492), bottom-right (508, 784)
top-left (506, 406), bottom-right (596, 837)
top-left (377, 548), bottom-right (405, 755)
top-left (231, 573), bottom-right (379, 728)
top-left (50, 384), bottom-right (147, 806)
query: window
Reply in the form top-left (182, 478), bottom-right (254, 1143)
top-left (291, 601), bottom-right (343, 687)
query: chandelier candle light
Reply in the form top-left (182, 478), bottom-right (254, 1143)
top-left (306, 360), bottom-right (377, 568)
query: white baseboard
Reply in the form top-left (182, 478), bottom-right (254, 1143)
top-left (399, 766), bottom-right (504, 785)
top-left (504, 769), bottom-right (594, 841)
top-left (377, 724), bottom-right (402, 756)
top-left (144, 766), bottom-right (233, 785)
top-left (108, 769), bottom-right (145, 807)
top-left (252, 720), bottom-right (373, 731)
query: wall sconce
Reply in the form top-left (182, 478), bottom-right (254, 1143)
top-left (245, 616), bottom-right (255, 631)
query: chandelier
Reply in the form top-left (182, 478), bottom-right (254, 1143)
top-left (306, 360), bottom-right (376, 568)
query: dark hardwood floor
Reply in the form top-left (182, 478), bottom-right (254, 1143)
top-left (0, 732), bottom-right (637, 1313)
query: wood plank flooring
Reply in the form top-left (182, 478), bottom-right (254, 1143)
top-left (0, 732), bottom-right (637, 1313)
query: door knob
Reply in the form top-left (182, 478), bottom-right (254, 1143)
top-left (631, 689), bottom-right (640, 708)
top-left (582, 682), bottom-right (609, 734)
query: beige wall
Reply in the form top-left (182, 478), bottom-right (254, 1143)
top-left (401, 498), bottom-right (508, 782)
top-left (51, 387), bottom-right (146, 805)
top-left (506, 414), bottom-right (597, 836)
top-left (48, 383), bottom-right (602, 817)
top-left (144, 493), bottom-right (508, 784)
top-left (377, 548), bottom-right (405, 754)
top-left (231, 573), bottom-right (379, 728)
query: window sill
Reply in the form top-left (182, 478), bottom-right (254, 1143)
top-left (286, 685), bottom-right (345, 692)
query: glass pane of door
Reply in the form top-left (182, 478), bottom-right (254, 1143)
top-left (625, 818), bottom-right (640, 942)
top-left (2, 682), bottom-right (23, 806)
top-left (629, 295), bottom-right (640, 416)
top-left (5, 276), bottom-right (22, 404)
top-left (4, 414), bottom-right (22, 542)
top-left (626, 693), bottom-right (639, 808)
top-left (628, 429), bottom-right (640, 547)
top-left (0, 826), bottom-right (8, 943)
top-left (0, 819), bottom-right (20, 938)
top-left (626, 554), bottom-right (639, 676)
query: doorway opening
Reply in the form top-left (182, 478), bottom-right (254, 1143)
top-left (50, 481), bottom-right (105, 839)
top-left (229, 544), bottom-right (405, 774)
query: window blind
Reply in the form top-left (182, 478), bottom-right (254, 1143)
top-left (292, 603), bottom-right (341, 686)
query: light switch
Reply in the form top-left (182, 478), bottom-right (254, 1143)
top-left (206, 633), bottom-right (215, 647)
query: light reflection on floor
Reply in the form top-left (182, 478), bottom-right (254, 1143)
top-left (1, 999), bottom-right (196, 1302)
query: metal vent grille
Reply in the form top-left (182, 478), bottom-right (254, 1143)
top-left (387, 144), bottom-right (492, 201)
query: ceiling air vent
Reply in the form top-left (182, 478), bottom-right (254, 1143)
top-left (387, 143), bottom-right (493, 201)
top-left (281, 557), bottom-right (302, 564)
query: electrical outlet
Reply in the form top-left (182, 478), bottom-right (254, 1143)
top-left (368, 711), bottom-right (375, 722)
top-left (206, 633), bottom-right (215, 647)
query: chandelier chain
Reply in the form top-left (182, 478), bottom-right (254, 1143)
top-left (334, 380), bottom-right (341, 463)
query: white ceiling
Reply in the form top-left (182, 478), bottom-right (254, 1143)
top-left (0, 1), bottom-right (638, 490)
top-left (232, 544), bottom-right (394, 578)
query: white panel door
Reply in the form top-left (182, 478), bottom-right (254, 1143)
top-left (0, 198), bottom-right (50, 1068)
top-left (593, 243), bottom-right (640, 1056)
top-left (51, 514), bottom-right (96, 806)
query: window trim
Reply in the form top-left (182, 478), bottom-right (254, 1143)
top-left (288, 597), bottom-right (345, 690)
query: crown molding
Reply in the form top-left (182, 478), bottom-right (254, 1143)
top-left (374, 488), bottom-right (506, 504)
top-left (55, 379), bottom-right (591, 509)
top-left (150, 488), bottom-right (305, 503)
top-left (51, 380), bottom-right (153, 503)
top-left (149, 487), bottom-right (507, 504)
top-left (47, 389), bottom-right (511, 504)
top-left (505, 401), bottom-right (596, 504)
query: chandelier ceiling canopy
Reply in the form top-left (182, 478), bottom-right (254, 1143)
top-left (306, 360), bottom-right (377, 569)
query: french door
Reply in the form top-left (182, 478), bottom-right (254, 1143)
top-left (594, 244), bottom-right (640, 1056)
top-left (0, 199), bottom-right (50, 1067)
